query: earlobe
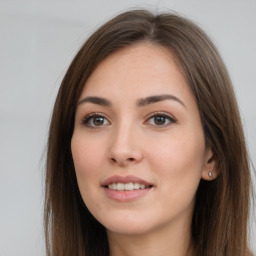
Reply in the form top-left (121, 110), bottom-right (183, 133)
top-left (208, 171), bottom-right (213, 178)
top-left (201, 170), bottom-right (216, 180)
top-left (201, 148), bottom-right (218, 181)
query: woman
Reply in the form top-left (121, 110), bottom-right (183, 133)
top-left (44, 9), bottom-right (253, 256)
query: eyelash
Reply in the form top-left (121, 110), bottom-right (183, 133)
top-left (146, 112), bottom-right (176, 126)
top-left (81, 112), bottom-right (176, 128)
top-left (81, 112), bottom-right (110, 127)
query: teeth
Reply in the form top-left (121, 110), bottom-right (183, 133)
top-left (116, 183), bottom-right (124, 190)
top-left (134, 183), bottom-right (140, 189)
top-left (107, 182), bottom-right (150, 191)
top-left (124, 182), bottom-right (133, 190)
top-left (140, 184), bottom-right (145, 189)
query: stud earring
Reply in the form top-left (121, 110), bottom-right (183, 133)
top-left (208, 171), bottom-right (213, 178)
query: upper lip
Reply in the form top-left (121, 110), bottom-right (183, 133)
top-left (101, 175), bottom-right (153, 187)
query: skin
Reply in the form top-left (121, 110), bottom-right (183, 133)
top-left (71, 43), bottom-right (216, 256)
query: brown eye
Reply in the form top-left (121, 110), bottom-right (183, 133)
top-left (146, 112), bottom-right (176, 126)
top-left (93, 116), bottom-right (105, 126)
top-left (154, 116), bottom-right (166, 125)
top-left (82, 114), bottom-right (110, 127)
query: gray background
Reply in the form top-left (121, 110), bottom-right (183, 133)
top-left (0, 0), bottom-right (255, 255)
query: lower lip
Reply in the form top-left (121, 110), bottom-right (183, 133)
top-left (103, 187), bottom-right (152, 202)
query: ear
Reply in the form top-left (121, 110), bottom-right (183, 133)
top-left (201, 148), bottom-right (218, 181)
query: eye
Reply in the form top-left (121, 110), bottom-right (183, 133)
top-left (81, 113), bottom-right (110, 127)
top-left (146, 112), bottom-right (176, 126)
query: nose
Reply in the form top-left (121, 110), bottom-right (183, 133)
top-left (108, 123), bottom-right (143, 167)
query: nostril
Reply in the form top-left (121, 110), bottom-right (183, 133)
top-left (111, 158), bottom-right (117, 163)
top-left (110, 157), bottom-right (135, 164)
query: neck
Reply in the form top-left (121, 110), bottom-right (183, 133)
top-left (107, 218), bottom-right (194, 256)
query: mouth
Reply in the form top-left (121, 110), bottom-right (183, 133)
top-left (101, 175), bottom-right (153, 201)
top-left (106, 182), bottom-right (152, 191)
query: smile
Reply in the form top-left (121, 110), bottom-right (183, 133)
top-left (102, 175), bottom-right (153, 201)
top-left (107, 182), bottom-right (151, 191)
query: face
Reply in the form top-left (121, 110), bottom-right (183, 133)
top-left (71, 43), bottom-right (214, 237)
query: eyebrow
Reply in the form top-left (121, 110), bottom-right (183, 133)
top-left (77, 94), bottom-right (186, 108)
top-left (77, 96), bottom-right (112, 106)
top-left (137, 94), bottom-right (186, 108)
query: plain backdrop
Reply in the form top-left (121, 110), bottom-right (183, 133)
top-left (0, 1), bottom-right (255, 255)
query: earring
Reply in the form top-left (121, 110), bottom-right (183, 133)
top-left (208, 171), bottom-right (213, 178)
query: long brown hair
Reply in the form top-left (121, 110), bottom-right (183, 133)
top-left (44, 9), bottom-right (253, 256)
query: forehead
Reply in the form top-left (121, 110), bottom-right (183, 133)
top-left (79, 43), bottom-right (191, 104)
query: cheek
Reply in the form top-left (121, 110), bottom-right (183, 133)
top-left (150, 132), bottom-right (205, 213)
top-left (148, 129), bottom-right (205, 184)
top-left (71, 134), bottom-right (105, 187)
top-left (71, 134), bottom-right (106, 213)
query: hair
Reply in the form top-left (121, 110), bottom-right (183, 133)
top-left (44, 9), bottom-right (253, 256)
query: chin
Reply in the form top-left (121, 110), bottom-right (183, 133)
top-left (94, 210), bottom-right (151, 235)
top-left (106, 222), bottom-right (151, 236)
